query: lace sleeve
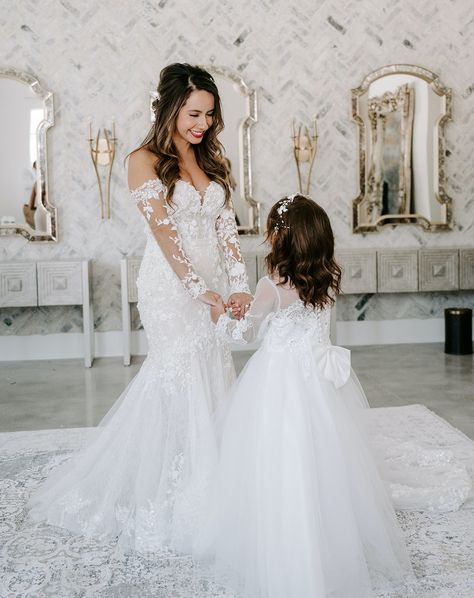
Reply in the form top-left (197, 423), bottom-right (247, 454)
top-left (215, 277), bottom-right (277, 344)
top-left (131, 178), bottom-right (207, 299)
top-left (215, 203), bottom-right (250, 294)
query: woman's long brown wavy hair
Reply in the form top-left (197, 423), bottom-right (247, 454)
top-left (132, 63), bottom-right (231, 205)
top-left (265, 195), bottom-right (341, 308)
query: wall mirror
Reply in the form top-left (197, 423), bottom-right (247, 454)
top-left (0, 68), bottom-right (57, 241)
top-left (352, 64), bottom-right (453, 232)
top-left (150, 65), bottom-right (260, 234)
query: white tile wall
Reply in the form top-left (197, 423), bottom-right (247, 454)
top-left (1, 0), bottom-right (473, 334)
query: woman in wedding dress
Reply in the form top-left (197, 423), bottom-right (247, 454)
top-left (28, 63), bottom-right (252, 554)
top-left (200, 194), bottom-right (414, 598)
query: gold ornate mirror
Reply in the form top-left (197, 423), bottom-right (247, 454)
top-left (0, 68), bottom-right (57, 241)
top-left (150, 65), bottom-right (260, 234)
top-left (352, 65), bottom-right (453, 232)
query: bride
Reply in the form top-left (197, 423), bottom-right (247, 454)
top-left (28, 63), bottom-right (252, 553)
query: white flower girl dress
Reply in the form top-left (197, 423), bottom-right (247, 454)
top-left (200, 275), bottom-right (414, 598)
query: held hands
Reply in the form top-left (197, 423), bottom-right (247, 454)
top-left (198, 290), bottom-right (226, 323)
top-left (210, 301), bottom-right (226, 324)
top-left (198, 290), bottom-right (225, 307)
top-left (198, 290), bottom-right (253, 323)
top-left (227, 292), bottom-right (253, 320)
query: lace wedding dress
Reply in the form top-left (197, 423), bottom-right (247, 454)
top-left (198, 276), bottom-right (416, 598)
top-left (28, 178), bottom-right (250, 554)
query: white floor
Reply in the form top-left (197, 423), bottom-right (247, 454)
top-left (1, 343), bottom-right (473, 438)
top-left (0, 343), bottom-right (473, 597)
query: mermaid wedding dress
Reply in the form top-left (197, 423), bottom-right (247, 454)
top-left (28, 178), bottom-right (250, 554)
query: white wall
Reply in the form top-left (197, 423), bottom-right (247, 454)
top-left (0, 0), bottom-right (473, 341)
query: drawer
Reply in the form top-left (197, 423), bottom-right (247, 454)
top-left (337, 250), bottom-right (376, 294)
top-left (377, 249), bottom-right (418, 293)
top-left (460, 248), bottom-right (474, 290)
top-left (419, 249), bottom-right (459, 292)
top-left (0, 262), bottom-right (37, 307)
top-left (37, 261), bottom-right (83, 305)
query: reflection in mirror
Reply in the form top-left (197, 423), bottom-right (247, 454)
top-left (352, 65), bottom-right (452, 232)
top-left (0, 68), bottom-right (57, 241)
top-left (150, 65), bottom-right (259, 234)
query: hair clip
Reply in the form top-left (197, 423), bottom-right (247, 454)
top-left (274, 195), bottom-right (297, 232)
top-left (151, 93), bottom-right (160, 112)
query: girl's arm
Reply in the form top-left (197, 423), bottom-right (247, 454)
top-left (214, 277), bottom-right (277, 344)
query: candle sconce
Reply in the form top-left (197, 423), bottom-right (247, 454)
top-left (292, 117), bottom-right (318, 195)
top-left (88, 121), bottom-right (116, 219)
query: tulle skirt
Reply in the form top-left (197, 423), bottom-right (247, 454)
top-left (28, 342), bottom-right (234, 554)
top-left (198, 346), bottom-right (414, 598)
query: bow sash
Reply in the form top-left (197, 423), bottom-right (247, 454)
top-left (313, 343), bottom-right (351, 389)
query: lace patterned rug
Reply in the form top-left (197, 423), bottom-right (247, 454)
top-left (1, 404), bottom-right (473, 598)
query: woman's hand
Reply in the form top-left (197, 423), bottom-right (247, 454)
top-left (210, 301), bottom-right (226, 324)
top-left (198, 290), bottom-right (224, 307)
top-left (227, 292), bottom-right (253, 320)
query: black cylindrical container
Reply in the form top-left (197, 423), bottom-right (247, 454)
top-left (444, 308), bottom-right (473, 355)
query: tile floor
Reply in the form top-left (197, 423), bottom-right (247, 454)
top-left (1, 343), bottom-right (473, 438)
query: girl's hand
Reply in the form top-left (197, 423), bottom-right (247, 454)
top-left (227, 292), bottom-right (253, 320)
top-left (198, 290), bottom-right (224, 307)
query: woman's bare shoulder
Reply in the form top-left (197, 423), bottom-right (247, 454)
top-left (128, 147), bottom-right (157, 170)
top-left (128, 148), bottom-right (159, 190)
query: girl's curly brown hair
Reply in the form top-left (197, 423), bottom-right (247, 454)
top-left (131, 63), bottom-right (231, 206)
top-left (265, 195), bottom-right (341, 308)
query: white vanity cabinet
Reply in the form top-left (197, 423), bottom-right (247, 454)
top-left (0, 260), bottom-right (94, 367)
top-left (336, 247), bottom-right (473, 294)
top-left (120, 248), bottom-right (473, 363)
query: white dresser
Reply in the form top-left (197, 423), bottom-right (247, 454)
top-left (0, 260), bottom-right (94, 367)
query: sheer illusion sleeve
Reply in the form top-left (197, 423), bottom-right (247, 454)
top-left (130, 178), bottom-right (207, 299)
top-left (215, 203), bottom-right (251, 294)
top-left (215, 277), bottom-right (277, 344)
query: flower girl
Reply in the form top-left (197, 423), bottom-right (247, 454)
top-left (203, 194), bottom-right (413, 598)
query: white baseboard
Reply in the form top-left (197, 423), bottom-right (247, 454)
top-left (335, 318), bottom-right (446, 346)
top-left (0, 317), bottom-right (469, 362)
top-left (0, 330), bottom-right (149, 363)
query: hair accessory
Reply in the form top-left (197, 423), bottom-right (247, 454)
top-left (274, 194), bottom-right (297, 232)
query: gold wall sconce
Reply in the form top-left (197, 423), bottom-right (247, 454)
top-left (291, 117), bottom-right (318, 195)
top-left (88, 121), bottom-right (116, 219)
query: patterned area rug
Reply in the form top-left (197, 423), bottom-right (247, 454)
top-left (1, 404), bottom-right (474, 598)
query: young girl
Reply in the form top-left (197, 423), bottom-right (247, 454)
top-left (202, 194), bottom-right (413, 598)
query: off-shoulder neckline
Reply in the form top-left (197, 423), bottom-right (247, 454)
top-left (129, 178), bottom-right (221, 206)
top-left (129, 178), bottom-right (164, 194)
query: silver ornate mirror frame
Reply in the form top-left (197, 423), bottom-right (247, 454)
top-left (352, 64), bottom-right (453, 232)
top-left (149, 65), bottom-right (260, 234)
top-left (0, 67), bottom-right (57, 242)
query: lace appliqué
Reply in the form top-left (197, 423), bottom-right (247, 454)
top-left (215, 312), bottom-right (252, 342)
top-left (131, 179), bottom-right (207, 299)
top-left (215, 206), bottom-right (250, 294)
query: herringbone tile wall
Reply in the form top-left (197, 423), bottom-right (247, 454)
top-left (1, 0), bottom-right (473, 333)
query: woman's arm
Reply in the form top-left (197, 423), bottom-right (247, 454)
top-left (215, 201), bottom-right (251, 296)
top-left (129, 150), bottom-right (220, 305)
top-left (215, 277), bottom-right (277, 344)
